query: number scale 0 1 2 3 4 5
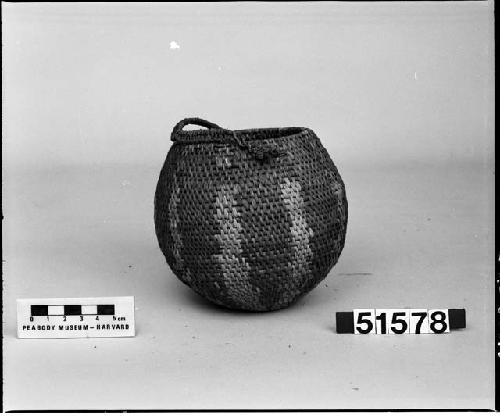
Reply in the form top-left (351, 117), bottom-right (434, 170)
top-left (336, 308), bottom-right (466, 335)
top-left (16, 296), bottom-right (135, 339)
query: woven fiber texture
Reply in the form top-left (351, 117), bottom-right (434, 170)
top-left (154, 118), bottom-right (348, 311)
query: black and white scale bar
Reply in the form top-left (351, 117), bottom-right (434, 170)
top-left (336, 308), bottom-right (466, 334)
top-left (30, 304), bottom-right (115, 316)
top-left (18, 296), bottom-right (135, 339)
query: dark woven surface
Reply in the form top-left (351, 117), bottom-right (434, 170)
top-left (154, 118), bottom-right (348, 311)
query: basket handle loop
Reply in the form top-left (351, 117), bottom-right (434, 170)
top-left (171, 118), bottom-right (222, 140)
top-left (171, 117), bottom-right (287, 161)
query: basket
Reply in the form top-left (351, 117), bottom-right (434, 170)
top-left (154, 117), bottom-right (348, 311)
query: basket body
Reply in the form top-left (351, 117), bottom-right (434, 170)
top-left (154, 120), bottom-right (348, 311)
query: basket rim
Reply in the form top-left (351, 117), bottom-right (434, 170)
top-left (174, 126), bottom-right (314, 143)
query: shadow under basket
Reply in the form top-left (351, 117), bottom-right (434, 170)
top-left (154, 117), bottom-right (348, 312)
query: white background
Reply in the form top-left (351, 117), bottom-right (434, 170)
top-left (2, 2), bottom-right (495, 410)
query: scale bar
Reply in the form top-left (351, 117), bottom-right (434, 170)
top-left (18, 296), bottom-right (134, 339)
top-left (30, 304), bottom-right (115, 316)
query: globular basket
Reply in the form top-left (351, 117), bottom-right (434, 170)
top-left (154, 117), bottom-right (348, 311)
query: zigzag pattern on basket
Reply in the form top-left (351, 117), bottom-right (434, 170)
top-left (279, 177), bottom-right (314, 306)
top-left (213, 184), bottom-right (263, 311)
top-left (168, 173), bottom-right (188, 279)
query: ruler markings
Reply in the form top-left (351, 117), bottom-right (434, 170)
top-left (30, 304), bottom-right (115, 316)
top-left (18, 297), bottom-right (134, 338)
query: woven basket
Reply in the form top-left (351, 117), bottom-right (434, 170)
top-left (154, 118), bottom-right (348, 311)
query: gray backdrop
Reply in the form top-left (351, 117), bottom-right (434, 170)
top-left (3, 2), bottom-right (494, 410)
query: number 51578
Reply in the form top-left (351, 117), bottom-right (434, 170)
top-left (353, 309), bottom-right (450, 335)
